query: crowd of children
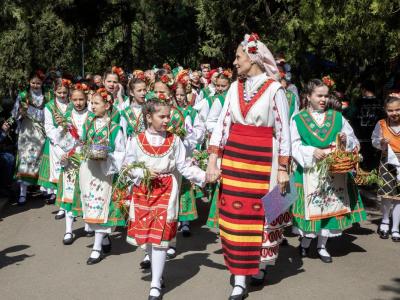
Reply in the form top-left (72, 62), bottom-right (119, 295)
top-left (1, 33), bottom-right (399, 300)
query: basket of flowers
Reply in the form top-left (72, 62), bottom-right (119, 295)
top-left (87, 142), bottom-right (110, 160)
top-left (327, 135), bottom-right (358, 174)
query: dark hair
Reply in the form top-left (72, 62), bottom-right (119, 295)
top-left (325, 95), bottom-right (342, 112)
top-left (54, 78), bottom-right (71, 91)
top-left (103, 68), bottom-right (120, 82)
top-left (384, 96), bottom-right (400, 107)
top-left (361, 80), bottom-right (376, 94)
top-left (302, 79), bottom-right (327, 108)
top-left (216, 73), bottom-right (231, 83)
top-left (142, 98), bottom-right (170, 128)
top-left (155, 69), bottom-right (168, 79)
top-left (70, 88), bottom-right (88, 100)
top-left (128, 77), bottom-right (146, 92)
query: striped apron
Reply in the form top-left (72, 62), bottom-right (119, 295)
top-left (219, 123), bottom-right (274, 275)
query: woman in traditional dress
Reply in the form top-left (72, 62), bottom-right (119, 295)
top-left (124, 98), bottom-right (206, 300)
top-left (291, 79), bottom-right (366, 263)
top-left (206, 33), bottom-right (291, 299)
top-left (56, 88), bottom-right (90, 244)
top-left (12, 71), bottom-right (47, 205)
top-left (38, 78), bottom-right (71, 213)
top-left (372, 95), bottom-right (400, 242)
top-left (79, 90), bottom-right (125, 265)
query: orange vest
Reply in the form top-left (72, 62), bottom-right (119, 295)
top-left (379, 119), bottom-right (400, 153)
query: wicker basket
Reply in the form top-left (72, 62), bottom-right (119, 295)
top-left (88, 143), bottom-right (110, 160)
top-left (354, 167), bottom-right (371, 185)
top-left (328, 135), bottom-right (358, 174)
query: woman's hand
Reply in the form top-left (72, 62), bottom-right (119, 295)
top-left (313, 148), bottom-right (327, 160)
top-left (206, 164), bottom-right (221, 183)
top-left (277, 170), bottom-right (289, 194)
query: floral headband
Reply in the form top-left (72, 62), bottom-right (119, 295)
top-left (322, 75), bottom-right (336, 89)
top-left (96, 87), bottom-right (114, 104)
top-left (112, 66), bottom-right (126, 82)
top-left (175, 70), bottom-right (189, 86)
top-left (163, 63), bottom-right (172, 72)
top-left (74, 82), bottom-right (91, 94)
top-left (61, 79), bottom-right (72, 88)
top-left (221, 69), bottom-right (233, 79)
top-left (241, 32), bottom-right (260, 54)
top-left (160, 74), bottom-right (175, 88)
top-left (132, 69), bottom-right (146, 81)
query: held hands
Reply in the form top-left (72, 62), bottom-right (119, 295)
top-left (380, 138), bottom-right (390, 150)
top-left (277, 169), bottom-right (289, 194)
top-left (206, 164), bottom-right (221, 183)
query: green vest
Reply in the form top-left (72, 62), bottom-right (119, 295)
top-left (121, 105), bottom-right (144, 137)
top-left (44, 99), bottom-right (69, 127)
top-left (286, 90), bottom-right (297, 118)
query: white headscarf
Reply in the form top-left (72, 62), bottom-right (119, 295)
top-left (241, 33), bottom-right (279, 78)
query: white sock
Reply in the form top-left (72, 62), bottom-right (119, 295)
top-left (57, 209), bottom-right (65, 216)
top-left (392, 202), bottom-right (400, 234)
top-left (145, 244), bottom-right (152, 261)
top-left (301, 237), bottom-right (312, 248)
top-left (231, 275), bottom-right (246, 296)
top-left (91, 232), bottom-right (105, 259)
top-left (20, 183), bottom-right (27, 198)
top-left (84, 223), bottom-right (93, 233)
top-left (65, 212), bottom-right (74, 236)
top-left (252, 261), bottom-right (267, 280)
top-left (150, 246), bottom-right (167, 297)
top-left (167, 247), bottom-right (176, 256)
top-left (381, 199), bottom-right (392, 231)
top-left (317, 235), bottom-right (330, 257)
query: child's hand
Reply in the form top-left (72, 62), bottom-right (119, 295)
top-left (55, 115), bottom-right (64, 126)
top-left (313, 148), bottom-right (327, 160)
top-left (381, 138), bottom-right (390, 150)
top-left (1, 122), bottom-right (10, 133)
top-left (339, 133), bottom-right (347, 145)
top-left (19, 107), bottom-right (27, 117)
top-left (60, 154), bottom-right (69, 166)
top-left (149, 171), bottom-right (159, 179)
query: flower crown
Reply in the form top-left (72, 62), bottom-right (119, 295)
top-left (221, 69), bottom-right (233, 79)
top-left (160, 74), bottom-right (175, 88)
top-left (163, 63), bottom-right (172, 72)
top-left (61, 78), bottom-right (72, 88)
top-left (74, 82), bottom-right (90, 93)
top-left (96, 87), bottom-right (114, 104)
top-left (242, 33), bottom-right (260, 54)
top-left (132, 69), bottom-right (146, 81)
top-left (112, 66), bottom-right (126, 82)
top-left (176, 70), bottom-right (189, 86)
top-left (322, 75), bottom-right (336, 89)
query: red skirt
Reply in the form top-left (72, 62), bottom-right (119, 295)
top-left (219, 123), bottom-right (273, 275)
top-left (127, 175), bottom-right (177, 246)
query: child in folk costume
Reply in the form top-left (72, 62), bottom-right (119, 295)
top-left (204, 71), bottom-right (231, 229)
top-left (124, 98), bottom-right (206, 300)
top-left (79, 91), bottom-right (126, 265)
top-left (38, 79), bottom-right (71, 213)
top-left (372, 95), bottom-right (400, 242)
top-left (102, 69), bottom-right (124, 122)
top-left (56, 88), bottom-right (90, 245)
top-left (120, 73), bottom-right (147, 138)
top-left (291, 79), bottom-right (366, 263)
top-left (12, 71), bottom-right (47, 205)
top-left (206, 34), bottom-right (291, 298)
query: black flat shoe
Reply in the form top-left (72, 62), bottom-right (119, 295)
top-left (140, 258), bottom-right (151, 269)
top-left (228, 285), bottom-right (248, 300)
top-left (391, 231), bottom-right (400, 242)
top-left (63, 232), bottom-right (74, 245)
top-left (298, 245), bottom-right (310, 258)
top-left (55, 211), bottom-right (65, 220)
top-left (317, 248), bottom-right (332, 263)
top-left (148, 287), bottom-right (163, 300)
top-left (17, 196), bottom-right (26, 206)
top-left (45, 195), bottom-right (56, 205)
top-left (102, 235), bottom-right (112, 253)
top-left (377, 222), bottom-right (390, 239)
top-left (181, 224), bottom-right (191, 237)
top-left (250, 269), bottom-right (266, 286)
top-left (166, 247), bottom-right (176, 260)
top-left (86, 250), bottom-right (102, 265)
top-left (85, 231), bottom-right (95, 237)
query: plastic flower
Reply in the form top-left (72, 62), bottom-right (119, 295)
top-left (322, 75), bottom-right (335, 88)
top-left (96, 88), bottom-right (113, 104)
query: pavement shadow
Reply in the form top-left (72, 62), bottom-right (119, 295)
top-left (0, 192), bottom-right (46, 220)
top-left (141, 252), bottom-right (226, 294)
top-left (327, 233), bottom-right (367, 257)
top-left (345, 223), bottom-right (375, 235)
top-left (175, 226), bottom-right (219, 255)
top-left (377, 278), bottom-right (400, 300)
top-left (0, 245), bottom-right (33, 269)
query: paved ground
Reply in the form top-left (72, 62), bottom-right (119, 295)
top-left (0, 196), bottom-right (399, 300)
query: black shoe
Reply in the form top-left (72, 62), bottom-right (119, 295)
top-left (102, 235), bottom-right (112, 253)
top-left (392, 231), bottom-right (400, 242)
top-left (298, 245), bottom-right (310, 258)
top-left (148, 287), bottom-right (163, 300)
top-left (250, 269), bottom-right (266, 286)
top-left (45, 194), bottom-right (56, 205)
top-left (181, 224), bottom-right (191, 237)
top-left (317, 248), bottom-right (332, 263)
top-left (63, 232), bottom-right (75, 245)
top-left (86, 250), bottom-right (102, 265)
top-left (140, 257), bottom-right (151, 269)
top-left (228, 285), bottom-right (248, 300)
top-left (85, 230), bottom-right (95, 237)
top-left (55, 211), bottom-right (65, 220)
top-left (377, 223), bottom-right (390, 239)
top-left (166, 247), bottom-right (176, 260)
top-left (17, 196), bottom-right (27, 206)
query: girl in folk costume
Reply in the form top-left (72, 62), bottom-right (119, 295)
top-left (38, 79), bottom-right (72, 212)
top-left (372, 95), bottom-right (400, 242)
top-left (205, 71), bottom-right (232, 229)
top-left (56, 88), bottom-right (90, 244)
top-left (200, 63), bottom-right (211, 88)
top-left (102, 68), bottom-right (124, 122)
top-left (195, 68), bottom-right (219, 109)
top-left (120, 72), bottom-right (147, 138)
top-left (12, 71), bottom-right (47, 205)
top-left (124, 99), bottom-right (206, 300)
top-left (79, 91), bottom-right (126, 265)
top-left (291, 79), bottom-right (366, 263)
top-left (206, 33), bottom-right (291, 299)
